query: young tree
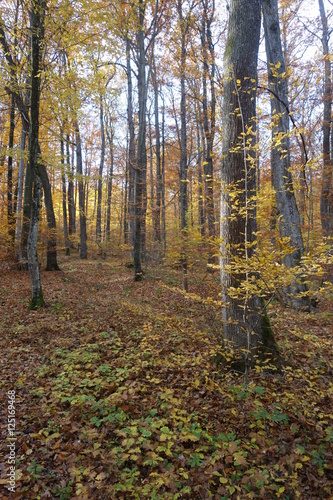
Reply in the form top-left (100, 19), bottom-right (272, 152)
top-left (220, 0), bottom-right (277, 366)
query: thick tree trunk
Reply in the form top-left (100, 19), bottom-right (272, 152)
top-left (318, 0), bottom-right (333, 239)
top-left (262, 0), bottom-right (310, 310)
top-left (75, 123), bottom-right (87, 259)
top-left (96, 97), bottom-right (105, 244)
top-left (220, 0), bottom-right (277, 366)
top-left (27, 0), bottom-right (46, 310)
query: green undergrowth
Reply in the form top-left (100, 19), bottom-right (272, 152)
top-left (1, 260), bottom-right (332, 498)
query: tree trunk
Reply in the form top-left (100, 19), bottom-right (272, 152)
top-left (318, 0), bottom-right (333, 239)
top-left (161, 91), bottom-right (166, 254)
top-left (220, 0), bottom-right (277, 366)
top-left (126, 36), bottom-right (136, 257)
top-left (7, 93), bottom-right (16, 248)
top-left (60, 134), bottom-right (70, 255)
top-left (36, 145), bottom-right (60, 271)
top-left (75, 123), bottom-right (87, 259)
top-left (133, 3), bottom-right (146, 280)
top-left (27, 0), bottom-right (46, 310)
top-left (200, 2), bottom-right (216, 265)
top-left (106, 121), bottom-right (114, 242)
top-left (178, 0), bottom-right (188, 292)
top-left (262, 0), bottom-right (310, 310)
top-left (153, 59), bottom-right (161, 244)
top-left (15, 101), bottom-right (29, 254)
top-left (196, 115), bottom-right (205, 238)
top-left (96, 96), bottom-right (105, 244)
top-left (67, 133), bottom-right (75, 239)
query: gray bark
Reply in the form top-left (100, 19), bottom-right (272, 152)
top-left (178, 0), bottom-right (188, 292)
top-left (15, 97), bottom-right (29, 251)
top-left (96, 97), bottom-right (105, 244)
top-left (126, 36), bottom-right (135, 256)
top-left (153, 59), bottom-right (162, 244)
top-left (200, 0), bottom-right (216, 264)
top-left (7, 93), bottom-right (15, 247)
top-left (27, 0), bottom-right (46, 309)
top-left (75, 123), bottom-right (87, 259)
top-left (67, 133), bottom-right (75, 238)
top-left (220, 0), bottom-right (276, 364)
top-left (262, 0), bottom-right (310, 310)
top-left (60, 133), bottom-right (70, 255)
top-left (105, 120), bottom-right (114, 242)
top-left (318, 0), bottom-right (333, 238)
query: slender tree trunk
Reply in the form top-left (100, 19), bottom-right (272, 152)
top-left (96, 96), bottom-right (105, 244)
top-left (149, 112), bottom-right (156, 240)
top-left (178, 0), bottom-right (188, 292)
top-left (75, 123), bottom-right (87, 258)
top-left (220, 0), bottom-right (277, 366)
top-left (124, 132), bottom-right (129, 244)
top-left (7, 93), bottom-right (16, 248)
top-left (61, 133), bottom-right (70, 255)
top-left (133, 3), bottom-right (146, 280)
top-left (106, 122), bottom-right (114, 242)
top-left (67, 134), bottom-right (75, 240)
top-left (262, 0), bottom-right (310, 310)
top-left (15, 111), bottom-right (29, 250)
top-left (27, 0), bottom-right (46, 309)
top-left (196, 117), bottom-right (205, 238)
top-left (161, 92), bottom-right (166, 253)
top-left (153, 59), bottom-right (161, 244)
top-left (318, 0), bottom-right (333, 239)
top-left (200, 3), bottom-right (216, 265)
top-left (126, 36), bottom-right (135, 257)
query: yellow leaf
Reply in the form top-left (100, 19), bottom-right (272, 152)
top-left (220, 477), bottom-right (228, 484)
top-left (96, 472), bottom-right (107, 481)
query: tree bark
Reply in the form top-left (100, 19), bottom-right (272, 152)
top-left (96, 96), bottom-right (105, 244)
top-left (318, 0), bottom-right (333, 239)
top-left (133, 2), bottom-right (146, 280)
top-left (75, 123), bottom-right (87, 259)
top-left (105, 120), bottom-right (114, 242)
top-left (178, 0), bottom-right (188, 292)
top-left (126, 36), bottom-right (136, 257)
top-left (67, 133), bottom-right (75, 239)
top-left (262, 0), bottom-right (310, 310)
top-left (7, 93), bottom-right (16, 248)
top-left (27, 0), bottom-right (46, 309)
top-left (161, 91), bottom-right (166, 254)
top-left (220, 0), bottom-right (277, 366)
top-left (200, 1), bottom-right (216, 265)
top-left (60, 133), bottom-right (70, 255)
top-left (153, 59), bottom-right (162, 245)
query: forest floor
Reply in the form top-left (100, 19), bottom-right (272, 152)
top-left (0, 255), bottom-right (332, 499)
